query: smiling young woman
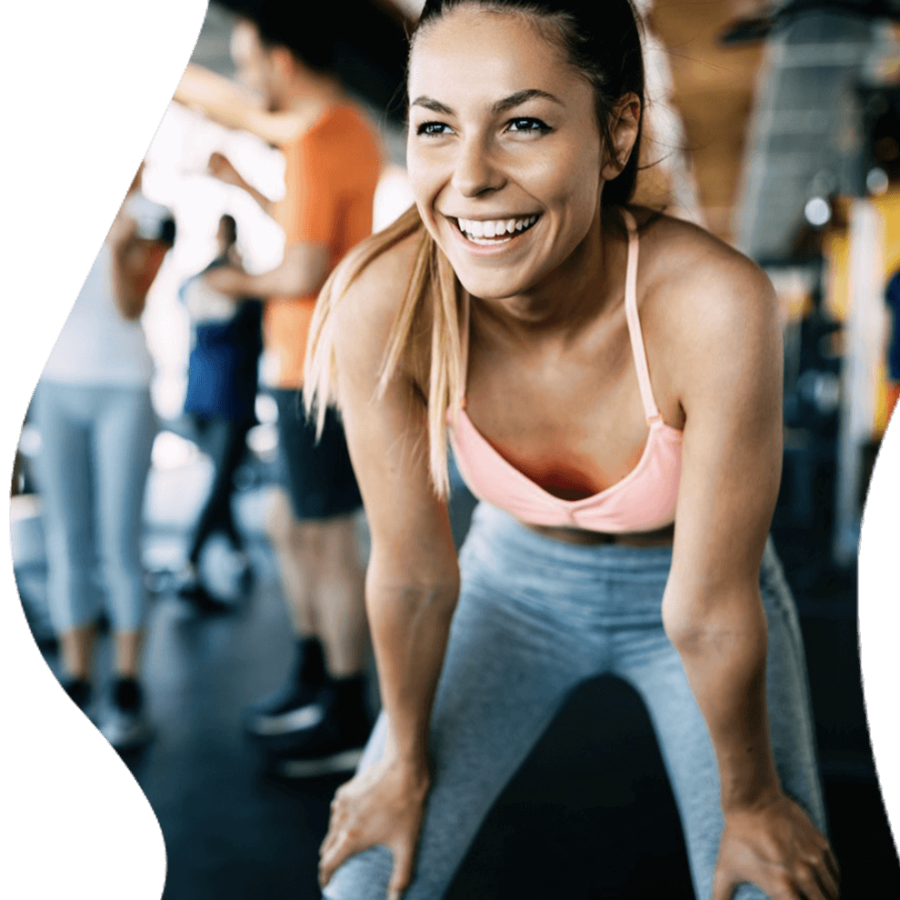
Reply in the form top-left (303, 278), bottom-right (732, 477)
top-left (303, 2), bottom-right (839, 899)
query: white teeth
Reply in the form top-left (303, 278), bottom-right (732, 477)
top-left (456, 215), bottom-right (538, 240)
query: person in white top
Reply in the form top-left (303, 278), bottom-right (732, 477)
top-left (32, 164), bottom-right (174, 751)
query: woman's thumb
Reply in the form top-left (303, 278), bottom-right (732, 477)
top-left (710, 865), bottom-right (736, 900)
top-left (387, 842), bottom-right (415, 900)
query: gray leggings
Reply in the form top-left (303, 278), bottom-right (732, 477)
top-left (324, 503), bottom-right (827, 900)
top-left (32, 381), bottom-right (157, 633)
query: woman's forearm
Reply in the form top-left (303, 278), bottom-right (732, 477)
top-left (174, 64), bottom-right (261, 134)
top-left (244, 183), bottom-right (275, 218)
top-left (174, 64), bottom-right (303, 146)
top-left (109, 240), bottom-right (145, 320)
top-left (365, 560), bottom-right (459, 775)
top-left (664, 591), bottom-right (782, 811)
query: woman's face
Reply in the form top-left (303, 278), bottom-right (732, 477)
top-left (406, 6), bottom-right (607, 302)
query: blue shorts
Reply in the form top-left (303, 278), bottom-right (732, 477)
top-left (272, 388), bottom-right (362, 521)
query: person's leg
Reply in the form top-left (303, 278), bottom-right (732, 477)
top-left (261, 512), bottom-right (370, 773)
top-left (216, 418), bottom-right (253, 554)
top-left (179, 417), bottom-right (252, 609)
top-left (264, 484), bottom-right (319, 634)
top-left (615, 539), bottom-right (827, 900)
top-left (32, 382), bottom-right (100, 707)
top-left (185, 417), bottom-right (250, 565)
top-left (287, 399), bottom-right (367, 679)
top-left (92, 385), bottom-right (157, 749)
top-left (184, 416), bottom-right (226, 567)
top-left (308, 515), bottom-right (367, 678)
top-left (323, 506), bottom-right (601, 900)
top-left (246, 391), bottom-right (366, 757)
top-left (242, 486), bottom-right (329, 743)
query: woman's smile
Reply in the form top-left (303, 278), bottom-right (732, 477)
top-left (444, 212), bottom-right (542, 255)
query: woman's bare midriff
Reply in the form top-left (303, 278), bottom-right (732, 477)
top-left (523, 521), bottom-right (675, 547)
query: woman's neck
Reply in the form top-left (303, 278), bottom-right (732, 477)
top-left (472, 210), bottom-right (626, 344)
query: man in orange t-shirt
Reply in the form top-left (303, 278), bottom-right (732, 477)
top-left (175, 2), bottom-right (383, 776)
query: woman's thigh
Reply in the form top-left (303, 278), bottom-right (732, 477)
top-left (615, 541), bottom-right (826, 900)
top-left (32, 383), bottom-right (98, 629)
top-left (92, 386), bottom-right (156, 630)
top-left (323, 553), bottom-right (597, 900)
top-left (92, 386), bottom-right (156, 557)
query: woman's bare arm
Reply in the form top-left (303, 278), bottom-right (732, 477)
top-left (204, 242), bottom-right (330, 300)
top-left (317, 241), bottom-right (460, 900)
top-left (173, 63), bottom-right (304, 147)
top-left (660, 246), bottom-right (839, 900)
top-left (207, 151), bottom-right (275, 218)
top-left (107, 211), bottom-right (171, 320)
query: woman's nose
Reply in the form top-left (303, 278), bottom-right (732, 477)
top-left (451, 137), bottom-right (505, 197)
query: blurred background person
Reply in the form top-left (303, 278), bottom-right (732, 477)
top-left (174, 0), bottom-right (383, 776)
top-left (31, 164), bottom-right (175, 751)
top-left (177, 213), bottom-right (263, 610)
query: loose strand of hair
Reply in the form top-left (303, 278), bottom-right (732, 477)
top-left (425, 241), bottom-right (462, 499)
top-left (377, 224), bottom-right (433, 399)
top-left (303, 203), bottom-right (424, 436)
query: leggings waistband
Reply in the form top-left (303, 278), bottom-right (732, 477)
top-left (461, 502), bottom-right (785, 588)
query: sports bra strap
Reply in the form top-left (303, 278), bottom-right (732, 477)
top-left (621, 209), bottom-right (661, 424)
top-left (457, 209), bottom-right (660, 423)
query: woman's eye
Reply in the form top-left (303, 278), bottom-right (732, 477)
top-left (507, 117), bottom-right (551, 134)
top-left (416, 121), bottom-right (452, 137)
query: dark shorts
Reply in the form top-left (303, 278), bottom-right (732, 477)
top-left (272, 388), bottom-right (362, 521)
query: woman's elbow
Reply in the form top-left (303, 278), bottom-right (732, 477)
top-left (661, 591), bottom-right (768, 658)
top-left (116, 297), bottom-right (146, 321)
top-left (366, 570), bottom-right (460, 622)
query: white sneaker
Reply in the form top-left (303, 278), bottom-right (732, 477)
top-left (98, 704), bottom-right (155, 751)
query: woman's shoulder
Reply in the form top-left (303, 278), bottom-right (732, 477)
top-left (633, 206), bottom-right (777, 345)
top-left (330, 222), bottom-right (425, 353)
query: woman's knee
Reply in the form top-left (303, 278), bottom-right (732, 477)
top-left (265, 487), bottom-right (298, 548)
top-left (321, 846), bottom-right (395, 900)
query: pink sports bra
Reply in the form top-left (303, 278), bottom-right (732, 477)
top-left (447, 209), bottom-right (683, 533)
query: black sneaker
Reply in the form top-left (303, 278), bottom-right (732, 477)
top-left (178, 580), bottom-right (233, 615)
top-left (243, 638), bottom-right (326, 738)
top-left (266, 675), bottom-right (372, 778)
top-left (98, 677), bottom-right (154, 751)
top-left (62, 678), bottom-right (93, 712)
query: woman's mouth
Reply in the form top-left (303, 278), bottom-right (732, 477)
top-left (452, 214), bottom-right (540, 246)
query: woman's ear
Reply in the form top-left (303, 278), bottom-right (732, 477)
top-left (600, 93), bottom-right (641, 182)
top-left (270, 45), bottom-right (295, 83)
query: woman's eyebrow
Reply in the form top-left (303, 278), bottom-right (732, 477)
top-left (493, 89), bottom-right (563, 113)
top-left (410, 96), bottom-right (454, 114)
top-left (410, 89), bottom-right (563, 116)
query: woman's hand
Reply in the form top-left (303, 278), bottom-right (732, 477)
top-left (713, 792), bottom-right (840, 900)
top-left (319, 757), bottom-right (430, 900)
top-left (107, 208), bottom-right (138, 251)
top-left (204, 265), bottom-right (247, 297)
top-left (208, 152), bottom-right (245, 190)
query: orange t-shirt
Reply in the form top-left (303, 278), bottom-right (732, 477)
top-left (267, 104), bottom-right (382, 389)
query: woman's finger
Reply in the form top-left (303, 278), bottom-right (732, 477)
top-left (823, 845), bottom-right (841, 889)
top-left (710, 867), bottom-right (736, 900)
top-left (319, 820), bottom-right (343, 861)
top-left (386, 836), bottom-right (416, 900)
top-left (813, 855), bottom-right (840, 900)
top-left (319, 830), bottom-right (355, 888)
